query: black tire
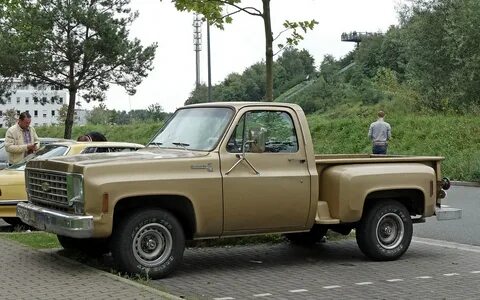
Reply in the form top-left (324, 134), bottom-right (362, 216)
top-left (284, 224), bottom-right (328, 246)
top-left (111, 209), bottom-right (185, 279)
top-left (57, 235), bottom-right (110, 256)
top-left (2, 217), bottom-right (26, 227)
top-left (356, 200), bottom-right (413, 261)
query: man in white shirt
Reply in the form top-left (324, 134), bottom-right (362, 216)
top-left (368, 111), bottom-right (391, 155)
top-left (4, 111), bottom-right (39, 164)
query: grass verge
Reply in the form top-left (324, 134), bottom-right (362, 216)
top-left (0, 231), bottom-right (60, 249)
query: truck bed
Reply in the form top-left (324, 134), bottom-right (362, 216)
top-left (315, 154), bottom-right (444, 165)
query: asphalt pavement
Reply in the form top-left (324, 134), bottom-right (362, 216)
top-left (0, 183), bottom-right (478, 299)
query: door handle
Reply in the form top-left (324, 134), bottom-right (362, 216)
top-left (288, 158), bottom-right (306, 163)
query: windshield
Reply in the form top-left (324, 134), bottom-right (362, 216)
top-left (8, 144), bottom-right (69, 170)
top-left (149, 107), bottom-right (234, 151)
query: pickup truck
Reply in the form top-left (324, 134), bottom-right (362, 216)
top-left (17, 102), bottom-right (461, 279)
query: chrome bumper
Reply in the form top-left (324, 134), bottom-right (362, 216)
top-left (435, 205), bottom-right (462, 221)
top-left (17, 202), bottom-right (94, 238)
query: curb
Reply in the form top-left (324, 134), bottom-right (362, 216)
top-left (40, 248), bottom-right (183, 300)
top-left (451, 181), bottom-right (480, 187)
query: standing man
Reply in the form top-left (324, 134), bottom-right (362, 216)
top-left (368, 110), bottom-right (391, 155)
top-left (4, 112), bottom-right (39, 164)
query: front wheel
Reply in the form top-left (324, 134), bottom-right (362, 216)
top-left (356, 200), bottom-right (413, 261)
top-left (111, 209), bottom-right (185, 279)
top-left (57, 235), bottom-right (110, 256)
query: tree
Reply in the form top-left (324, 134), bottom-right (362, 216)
top-left (172, 0), bottom-right (317, 101)
top-left (57, 104), bottom-right (70, 125)
top-left (3, 109), bottom-right (17, 127)
top-left (0, 0), bottom-right (157, 138)
top-left (87, 103), bottom-right (111, 125)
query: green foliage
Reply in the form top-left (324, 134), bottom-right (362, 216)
top-left (0, 0), bottom-right (157, 138)
top-left (0, 232), bottom-right (60, 249)
top-left (2, 108), bottom-right (17, 127)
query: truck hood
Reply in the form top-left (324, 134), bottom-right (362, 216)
top-left (27, 148), bottom-right (209, 169)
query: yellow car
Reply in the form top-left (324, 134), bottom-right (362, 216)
top-left (0, 141), bottom-right (144, 226)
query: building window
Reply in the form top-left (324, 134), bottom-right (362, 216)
top-left (51, 97), bottom-right (55, 104)
top-left (34, 110), bottom-right (38, 117)
top-left (25, 97), bottom-right (29, 105)
top-left (33, 97), bottom-right (38, 105)
top-left (43, 110), bottom-right (47, 118)
top-left (0, 111), bottom-right (3, 117)
top-left (16, 97), bottom-right (20, 104)
top-left (42, 97), bottom-right (47, 104)
top-left (51, 110), bottom-right (55, 116)
top-left (7, 98), bottom-right (11, 104)
top-left (16, 110), bottom-right (20, 115)
top-left (59, 97), bottom-right (63, 104)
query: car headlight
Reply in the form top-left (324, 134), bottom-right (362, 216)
top-left (67, 174), bottom-right (84, 214)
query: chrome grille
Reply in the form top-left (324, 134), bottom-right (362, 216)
top-left (27, 169), bottom-right (70, 210)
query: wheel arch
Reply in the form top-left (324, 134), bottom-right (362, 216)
top-left (363, 189), bottom-right (425, 218)
top-left (113, 195), bottom-right (196, 240)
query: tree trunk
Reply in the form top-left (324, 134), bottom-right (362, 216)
top-left (262, 0), bottom-right (273, 102)
top-left (64, 89), bottom-right (76, 139)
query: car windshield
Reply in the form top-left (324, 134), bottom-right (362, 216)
top-left (8, 144), bottom-right (69, 170)
top-left (149, 107), bottom-right (234, 151)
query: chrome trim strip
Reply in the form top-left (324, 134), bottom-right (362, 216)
top-left (17, 202), bottom-right (93, 238)
top-left (0, 200), bottom-right (25, 206)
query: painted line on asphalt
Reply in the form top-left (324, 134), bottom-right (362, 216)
top-left (289, 289), bottom-right (308, 293)
top-left (355, 282), bottom-right (373, 285)
top-left (322, 285), bottom-right (341, 289)
top-left (413, 237), bottom-right (480, 253)
top-left (443, 273), bottom-right (460, 276)
top-left (219, 269), bottom-right (480, 299)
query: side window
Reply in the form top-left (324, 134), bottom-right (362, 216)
top-left (226, 110), bottom-right (299, 153)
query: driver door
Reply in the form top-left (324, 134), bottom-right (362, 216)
top-left (221, 107), bottom-right (312, 234)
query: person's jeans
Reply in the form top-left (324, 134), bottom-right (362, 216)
top-left (372, 144), bottom-right (387, 154)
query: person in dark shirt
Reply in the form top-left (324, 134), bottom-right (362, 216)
top-left (77, 131), bottom-right (107, 142)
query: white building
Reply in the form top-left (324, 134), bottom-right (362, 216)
top-left (0, 80), bottom-right (67, 128)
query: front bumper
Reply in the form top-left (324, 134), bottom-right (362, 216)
top-left (435, 205), bottom-right (462, 221)
top-left (17, 202), bottom-right (94, 238)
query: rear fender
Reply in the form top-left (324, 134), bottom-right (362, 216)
top-left (319, 163), bottom-right (435, 222)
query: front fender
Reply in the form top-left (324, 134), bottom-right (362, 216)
top-left (320, 163), bottom-right (436, 222)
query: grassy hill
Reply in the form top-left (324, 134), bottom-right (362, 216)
top-left (1, 113), bottom-right (478, 181)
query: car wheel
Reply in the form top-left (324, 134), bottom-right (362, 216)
top-left (356, 200), bottom-right (413, 261)
top-left (57, 235), bottom-right (110, 256)
top-left (284, 224), bottom-right (328, 246)
top-left (111, 209), bottom-right (185, 279)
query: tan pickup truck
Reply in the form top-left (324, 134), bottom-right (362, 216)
top-left (17, 102), bottom-right (461, 279)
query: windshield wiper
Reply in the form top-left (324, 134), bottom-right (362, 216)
top-left (172, 142), bottom-right (190, 149)
top-left (149, 142), bottom-right (163, 148)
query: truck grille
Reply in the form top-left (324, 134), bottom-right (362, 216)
top-left (27, 169), bottom-right (70, 211)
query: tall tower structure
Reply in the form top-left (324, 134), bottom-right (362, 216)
top-left (193, 14), bottom-right (203, 88)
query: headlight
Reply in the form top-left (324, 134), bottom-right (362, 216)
top-left (67, 174), bottom-right (84, 214)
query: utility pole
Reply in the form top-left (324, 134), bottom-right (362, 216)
top-left (207, 21), bottom-right (212, 102)
top-left (193, 14), bottom-right (203, 88)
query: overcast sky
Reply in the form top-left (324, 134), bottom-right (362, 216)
top-left (93, 0), bottom-right (401, 113)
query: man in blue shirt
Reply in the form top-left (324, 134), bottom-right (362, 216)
top-left (368, 111), bottom-right (391, 155)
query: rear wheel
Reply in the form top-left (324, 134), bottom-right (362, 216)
top-left (111, 209), bottom-right (185, 279)
top-left (284, 225), bottom-right (328, 246)
top-left (356, 200), bottom-right (413, 261)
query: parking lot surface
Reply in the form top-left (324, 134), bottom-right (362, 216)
top-left (155, 238), bottom-right (480, 299)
